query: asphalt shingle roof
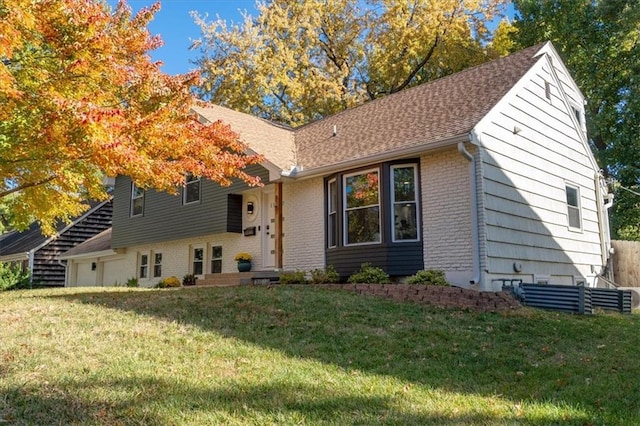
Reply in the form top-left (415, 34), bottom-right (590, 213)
top-left (193, 43), bottom-right (547, 175)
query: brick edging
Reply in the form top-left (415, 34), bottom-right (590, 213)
top-left (310, 284), bottom-right (521, 312)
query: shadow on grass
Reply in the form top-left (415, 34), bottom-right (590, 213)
top-left (2, 376), bottom-right (575, 425)
top-left (49, 285), bottom-right (640, 424)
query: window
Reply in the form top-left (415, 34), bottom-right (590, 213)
top-left (193, 247), bottom-right (204, 275)
top-left (391, 165), bottom-right (419, 241)
top-left (565, 184), bottom-right (582, 230)
top-left (183, 174), bottom-right (201, 205)
top-left (211, 246), bottom-right (222, 274)
top-left (534, 274), bottom-right (550, 285)
top-left (153, 253), bottom-right (162, 278)
top-left (131, 183), bottom-right (144, 217)
top-left (344, 169), bottom-right (380, 245)
top-left (139, 254), bottom-right (148, 279)
top-left (327, 179), bottom-right (338, 248)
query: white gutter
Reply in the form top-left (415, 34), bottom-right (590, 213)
top-left (594, 172), bottom-right (615, 279)
top-left (458, 134), bottom-right (482, 287)
top-left (283, 134), bottom-right (470, 180)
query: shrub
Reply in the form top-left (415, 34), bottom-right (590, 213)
top-left (347, 263), bottom-right (390, 284)
top-left (310, 265), bottom-right (341, 284)
top-left (182, 274), bottom-right (196, 286)
top-left (279, 270), bottom-right (308, 284)
top-left (126, 277), bottom-right (139, 288)
top-left (407, 269), bottom-right (449, 286)
top-left (158, 276), bottom-right (181, 288)
top-left (0, 262), bottom-right (31, 291)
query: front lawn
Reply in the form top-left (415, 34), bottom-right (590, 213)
top-left (1, 285), bottom-right (638, 425)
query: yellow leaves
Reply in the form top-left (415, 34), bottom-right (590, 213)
top-left (1, 0), bottom-right (262, 234)
top-left (193, 0), bottom-right (509, 126)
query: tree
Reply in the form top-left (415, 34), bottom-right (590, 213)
top-left (191, 0), bottom-right (508, 127)
top-left (510, 0), bottom-right (640, 240)
top-left (0, 0), bottom-right (262, 235)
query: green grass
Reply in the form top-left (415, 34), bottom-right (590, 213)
top-left (1, 285), bottom-right (639, 425)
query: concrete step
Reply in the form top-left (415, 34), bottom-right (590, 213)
top-left (196, 271), bottom-right (281, 287)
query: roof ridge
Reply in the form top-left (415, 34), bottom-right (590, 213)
top-left (293, 42), bottom-right (547, 132)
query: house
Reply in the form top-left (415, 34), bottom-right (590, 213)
top-left (62, 41), bottom-right (613, 291)
top-left (0, 199), bottom-right (113, 286)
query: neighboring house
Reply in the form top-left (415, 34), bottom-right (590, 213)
top-left (0, 199), bottom-right (113, 286)
top-left (65, 42), bottom-right (613, 291)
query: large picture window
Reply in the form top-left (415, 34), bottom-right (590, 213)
top-left (131, 183), bottom-right (144, 217)
top-left (344, 169), bottom-right (380, 245)
top-left (391, 165), bottom-right (419, 241)
top-left (183, 174), bottom-right (201, 205)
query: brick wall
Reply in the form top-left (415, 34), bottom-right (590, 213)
top-left (421, 148), bottom-right (474, 279)
top-left (282, 177), bottom-right (326, 271)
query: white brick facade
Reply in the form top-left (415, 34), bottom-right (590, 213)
top-left (421, 148), bottom-right (474, 286)
top-left (282, 177), bottom-right (325, 271)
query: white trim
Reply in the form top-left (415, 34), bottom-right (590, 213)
top-left (534, 274), bottom-right (551, 285)
top-left (59, 249), bottom-right (118, 261)
top-left (565, 182), bottom-right (583, 232)
top-left (327, 178), bottom-right (338, 248)
top-left (183, 174), bottom-right (202, 205)
top-left (131, 183), bottom-right (144, 217)
top-left (390, 164), bottom-right (420, 243)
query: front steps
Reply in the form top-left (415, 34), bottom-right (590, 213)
top-left (196, 270), bottom-right (280, 287)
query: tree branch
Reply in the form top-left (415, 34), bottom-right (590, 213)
top-left (0, 175), bottom-right (58, 199)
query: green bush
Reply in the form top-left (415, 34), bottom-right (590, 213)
top-left (310, 265), bottom-right (341, 284)
top-left (158, 276), bottom-right (181, 288)
top-left (407, 269), bottom-right (449, 286)
top-left (279, 270), bottom-right (308, 284)
top-left (347, 263), bottom-right (390, 284)
top-left (0, 262), bottom-right (31, 291)
top-left (126, 277), bottom-right (139, 288)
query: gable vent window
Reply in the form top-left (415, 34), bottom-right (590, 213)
top-left (183, 174), bottom-right (201, 205)
top-left (565, 184), bottom-right (582, 230)
top-left (544, 80), bottom-right (551, 100)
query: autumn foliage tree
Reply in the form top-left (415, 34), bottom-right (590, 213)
top-left (0, 0), bottom-right (262, 234)
top-left (192, 0), bottom-right (509, 126)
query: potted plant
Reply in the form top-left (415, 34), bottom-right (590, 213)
top-left (234, 252), bottom-right (252, 272)
top-left (182, 273), bottom-right (196, 286)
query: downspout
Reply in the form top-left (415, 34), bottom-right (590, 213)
top-left (594, 172), bottom-right (614, 281)
top-left (27, 249), bottom-right (35, 285)
top-left (458, 136), bottom-right (481, 288)
top-left (58, 260), bottom-right (68, 287)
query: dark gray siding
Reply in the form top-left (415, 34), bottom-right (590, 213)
top-left (327, 242), bottom-right (423, 278)
top-left (111, 165), bottom-right (270, 248)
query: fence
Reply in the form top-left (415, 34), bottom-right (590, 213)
top-left (612, 240), bottom-right (640, 287)
top-left (504, 282), bottom-right (632, 315)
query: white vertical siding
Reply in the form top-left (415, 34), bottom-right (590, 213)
top-left (477, 56), bottom-right (603, 288)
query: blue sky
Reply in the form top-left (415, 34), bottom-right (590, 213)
top-left (111, 1), bottom-right (514, 76)
top-left (110, 1), bottom-right (258, 75)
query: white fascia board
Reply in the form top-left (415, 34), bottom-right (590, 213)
top-left (58, 249), bottom-right (118, 261)
top-left (284, 133), bottom-right (470, 180)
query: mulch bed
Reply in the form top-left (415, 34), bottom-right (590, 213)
top-left (312, 283), bottom-right (521, 312)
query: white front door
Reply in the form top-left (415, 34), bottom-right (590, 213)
top-left (262, 189), bottom-right (277, 269)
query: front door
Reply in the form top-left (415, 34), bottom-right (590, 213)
top-left (262, 189), bottom-right (277, 269)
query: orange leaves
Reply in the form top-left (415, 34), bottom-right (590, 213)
top-left (1, 0), bottom-right (262, 234)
